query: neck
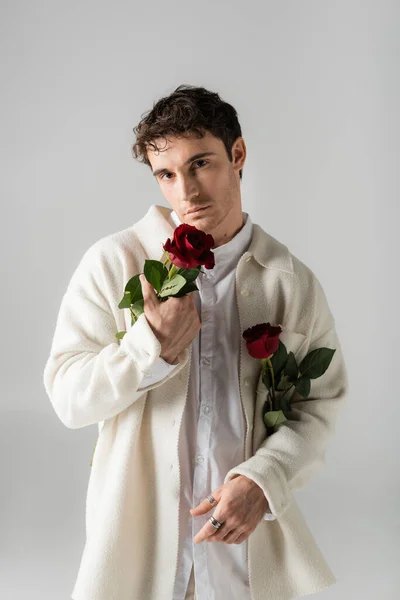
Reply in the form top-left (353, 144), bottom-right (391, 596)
top-left (212, 212), bottom-right (245, 248)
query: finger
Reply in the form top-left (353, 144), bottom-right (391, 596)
top-left (220, 528), bottom-right (245, 544)
top-left (194, 512), bottom-right (236, 544)
top-left (209, 522), bottom-right (236, 543)
top-left (193, 518), bottom-right (226, 544)
top-left (139, 274), bottom-right (157, 307)
top-left (190, 487), bottom-right (223, 515)
top-left (193, 495), bottom-right (230, 544)
top-left (232, 532), bottom-right (248, 545)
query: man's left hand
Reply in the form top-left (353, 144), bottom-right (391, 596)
top-left (190, 475), bottom-right (271, 545)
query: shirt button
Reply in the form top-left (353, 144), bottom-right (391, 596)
top-left (201, 357), bottom-right (211, 366)
top-left (241, 288), bottom-right (249, 297)
top-left (203, 405), bottom-right (211, 414)
top-left (244, 377), bottom-right (251, 386)
top-left (245, 255), bottom-right (252, 263)
top-left (196, 455), bottom-right (204, 464)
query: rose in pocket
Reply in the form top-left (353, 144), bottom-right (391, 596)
top-left (115, 224), bottom-right (215, 339)
top-left (243, 322), bottom-right (336, 436)
top-left (242, 322), bottom-right (282, 359)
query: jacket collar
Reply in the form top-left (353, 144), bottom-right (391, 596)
top-left (132, 204), bottom-right (294, 275)
top-left (246, 222), bottom-right (294, 274)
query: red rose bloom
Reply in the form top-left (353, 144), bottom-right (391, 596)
top-left (242, 322), bottom-right (282, 359)
top-left (163, 223), bottom-right (215, 270)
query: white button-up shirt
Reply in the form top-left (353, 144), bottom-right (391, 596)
top-left (138, 209), bottom-right (276, 600)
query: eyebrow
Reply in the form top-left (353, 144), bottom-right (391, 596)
top-left (152, 151), bottom-right (217, 177)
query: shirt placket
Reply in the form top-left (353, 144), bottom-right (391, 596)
top-left (192, 270), bottom-right (216, 599)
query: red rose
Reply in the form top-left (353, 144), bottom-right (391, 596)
top-left (163, 223), bottom-right (215, 270)
top-left (242, 322), bottom-right (282, 359)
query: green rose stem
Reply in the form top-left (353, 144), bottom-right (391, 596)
top-left (260, 356), bottom-right (275, 438)
top-left (168, 264), bottom-right (178, 280)
top-left (278, 383), bottom-right (304, 405)
top-left (161, 249), bottom-right (170, 268)
top-left (261, 356), bottom-right (276, 410)
top-left (261, 354), bottom-right (304, 408)
top-left (266, 357), bottom-right (276, 408)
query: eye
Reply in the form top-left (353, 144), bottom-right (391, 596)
top-left (159, 160), bottom-right (208, 181)
top-left (160, 172), bottom-right (173, 181)
top-left (192, 159), bottom-right (208, 169)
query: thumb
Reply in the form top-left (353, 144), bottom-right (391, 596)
top-left (139, 273), bottom-right (157, 304)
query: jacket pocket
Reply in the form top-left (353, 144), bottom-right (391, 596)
top-left (278, 329), bottom-right (307, 361)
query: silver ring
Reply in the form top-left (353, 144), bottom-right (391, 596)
top-left (206, 494), bottom-right (218, 507)
top-left (209, 515), bottom-right (223, 529)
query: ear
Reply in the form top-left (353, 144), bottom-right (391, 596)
top-left (231, 136), bottom-right (246, 173)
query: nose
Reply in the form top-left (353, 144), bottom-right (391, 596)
top-left (177, 173), bottom-right (200, 204)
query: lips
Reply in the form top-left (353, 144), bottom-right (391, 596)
top-left (186, 205), bottom-right (209, 215)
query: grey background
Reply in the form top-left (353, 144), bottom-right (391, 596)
top-left (1, 0), bottom-right (399, 598)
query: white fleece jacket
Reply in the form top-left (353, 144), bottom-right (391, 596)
top-left (43, 204), bottom-right (349, 600)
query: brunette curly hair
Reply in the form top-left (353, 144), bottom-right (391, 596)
top-left (131, 84), bottom-right (244, 180)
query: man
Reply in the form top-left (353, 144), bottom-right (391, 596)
top-left (43, 85), bottom-right (348, 600)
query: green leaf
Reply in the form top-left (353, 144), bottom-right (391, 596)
top-left (130, 299), bottom-right (144, 323)
top-left (144, 260), bottom-right (168, 293)
top-left (171, 280), bottom-right (199, 297)
top-left (294, 375), bottom-right (311, 398)
top-left (120, 274), bottom-right (143, 308)
top-left (159, 274), bottom-right (187, 298)
top-left (264, 410), bottom-right (287, 428)
top-left (299, 347), bottom-right (336, 379)
top-left (280, 396), bottom-right (292, 413)
top-left (270, 340), bottom-right (289, 384)
top-left (282, 351), bottom-right (298, 382)
top-left (118, 291), bottom-right (132, 309)
top-left (176, 266), bottom-right (201, 282)
top-left (276, 374), bottom-right (292, 391)
top-left (115, 330), bottom-right (127, 339)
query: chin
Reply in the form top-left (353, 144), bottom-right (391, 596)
top-left (186, 207), bottom-right (212, 222)
top-left (185, 216), bottom-right (209, 229)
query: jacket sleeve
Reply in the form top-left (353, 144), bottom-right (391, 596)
top-left (137, 356), bottom-right (180, 389)
top-left (263, 510), bottom-right (276, 521)
top-left (224, 274), bottom-right (349, 519)
top-left (43, 240), bottom-right (190, 430)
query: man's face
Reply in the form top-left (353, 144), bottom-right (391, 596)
top-left (146, 131), bottom-right (246, 244)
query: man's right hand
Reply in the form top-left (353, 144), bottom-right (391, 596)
top-left (139, 273), bottom-right (201, 365)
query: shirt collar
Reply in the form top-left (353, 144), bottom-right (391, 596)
top-left (169, 209), bottom-right (253, 283)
